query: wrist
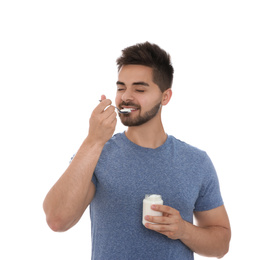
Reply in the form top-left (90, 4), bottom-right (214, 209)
top-left (179, 220), bottom-right (192, 242)
top-left (83, 136), bottom-right (106, 150)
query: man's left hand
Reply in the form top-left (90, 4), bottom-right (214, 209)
top-left (144, 204), bottom-right (187, 240)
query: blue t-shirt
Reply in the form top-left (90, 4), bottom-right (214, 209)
top-left (90, 132), bottom-right (223, 260)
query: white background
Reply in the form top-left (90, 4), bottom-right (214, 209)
top-left (1, 1), bottom-right (276, 259)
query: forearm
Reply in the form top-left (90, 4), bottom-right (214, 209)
top-left (180, 221), bottom-right (231, 258)
top-left (43, 137), bottom-right (103, 231)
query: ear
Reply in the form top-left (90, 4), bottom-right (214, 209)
top-left (161, 89), bottom-right (172, 106)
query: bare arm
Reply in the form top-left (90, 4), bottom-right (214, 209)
top-left (145, 205), bottom-right (231, 258)
top-left (43, 96), bottom-right (117, 232)
top-left (181, 205), bottom-right (231, 258)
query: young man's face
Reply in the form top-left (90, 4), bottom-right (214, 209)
top-left (115, 65), bottom-right (163, 127)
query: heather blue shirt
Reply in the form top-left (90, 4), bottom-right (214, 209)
top-left (90, 132), bottom-right (223, 260)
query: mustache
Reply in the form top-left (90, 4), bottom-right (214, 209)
top-left (119, 102), bottom-right (140, 109)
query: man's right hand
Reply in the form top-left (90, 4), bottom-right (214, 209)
top-left (87, 95), bottom-right (117, 146)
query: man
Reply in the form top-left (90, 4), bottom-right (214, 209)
top-left (43, 42), bottom-right (231, 259)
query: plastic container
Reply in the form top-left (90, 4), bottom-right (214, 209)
top-left (142, 194), bottom-right (163, 226)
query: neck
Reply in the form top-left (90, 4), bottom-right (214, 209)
top-left (125, 113), bottom-right (167, 149)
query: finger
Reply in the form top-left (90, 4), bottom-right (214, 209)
top-left (151, 205), bottom-right (178, 215)
top-left (94, 99), bottom-right (112, 114)
top-left (101, 94), bottom-right (106, 101)
top-left (145, 223), bottom-right (171, 233)
top-left (104, 110), bottom-right (117, 124)
top-left (145, 215), bottom-right (173, 225)
top-left (145, 223), bottom-right (178, 239)
top-left (101, 105), bottom-right (116, 120)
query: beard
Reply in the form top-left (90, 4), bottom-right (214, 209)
top-left (119, 101), bottom-right (161, 127)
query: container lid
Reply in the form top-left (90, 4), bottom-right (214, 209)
top-left (145, 194), bottom-right (162, 201)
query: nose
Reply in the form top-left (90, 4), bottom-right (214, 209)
top-left (121, 88), bottom-right (134, 103)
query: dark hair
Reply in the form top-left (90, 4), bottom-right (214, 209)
top-left (116, 42), bottom-right (174, 92)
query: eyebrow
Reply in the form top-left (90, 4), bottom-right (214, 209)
top-left (133, 81), bottom-right (149, 87)
top-left (116, 81), bottom-right (149, 87)
top-left (116, 81), bottom-right (125, 86)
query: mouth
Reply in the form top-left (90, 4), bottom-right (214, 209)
top-left (121, 106), bottom-right (140, 112)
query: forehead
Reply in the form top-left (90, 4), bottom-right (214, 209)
top-left (118, 65), bottom-right (153, 82)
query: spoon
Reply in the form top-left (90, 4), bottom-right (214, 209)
top-left (99, 100), bottom-right (131, 114)
top-left (115, 107), bottom-right (132, 114)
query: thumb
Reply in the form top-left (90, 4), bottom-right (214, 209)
top-left (101, 94), bottom-right (106, 101)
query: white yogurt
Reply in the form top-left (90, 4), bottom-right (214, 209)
top-left (142, 194), bottom-right (163, 226)
top-left (120, 108), bottom-right (132, 113)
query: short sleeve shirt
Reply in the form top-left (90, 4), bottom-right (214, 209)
top-left (89, 133), bottom-right (223, 260)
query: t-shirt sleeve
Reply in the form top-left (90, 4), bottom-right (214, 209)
top-left (91, 172), bottom-right (97, 187)
top-left (194, 153), bottom-right (223, 211)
